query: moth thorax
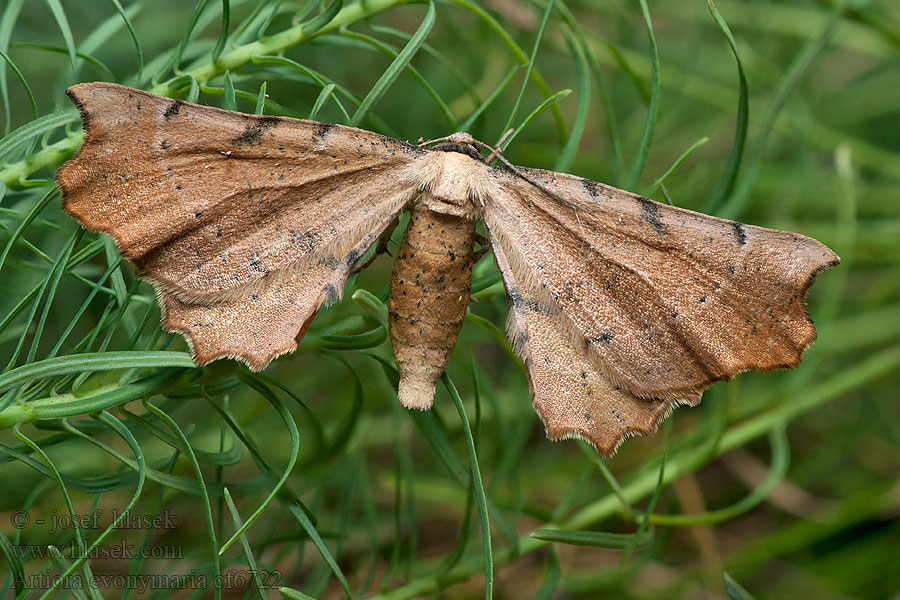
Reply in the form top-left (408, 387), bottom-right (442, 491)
top-left (418, 153), bottom-right (480, 218)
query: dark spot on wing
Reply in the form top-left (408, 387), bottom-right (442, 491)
top-left (323, 283), bottom-right (340, 304)
top-left (582, 178), bottom-right (600, 198)
top-left (638, 197), bottom-right (667, 236)
top-left (249, 254), bottom-right (269, 274)
top-left (160, 140), bottom-right (169, 149)
top-left (587, 332), bottom-right (613, 344)
top-left (312, 121), bottom-right (335, 140)
top-left (403, 143), bottom-right (428, 157)
top-left (732, 221), bottom-right (747, 246)
top-left (507, 288), bottom-right (547, 314)
top-left (318, 255), bottom-right (342, 269)
top-left (164, 100), bottom-right (184, 120)
top-left (290, 229), bottom-right (318, 251)
top-left (233, 117), bottom-right (279, 147)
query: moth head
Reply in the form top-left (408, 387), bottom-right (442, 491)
top-left (432, 141), bottom-right (485, 165)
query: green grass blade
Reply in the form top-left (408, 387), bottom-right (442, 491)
top-left (173, 0), bottom-right (213, 73)
top-left (643, 136), bottom-right (709, 198)
top-left (9, 43), bottom-right (114, 79)
top-left (309, 83), bottom-right (335, 119)
top-left (502, 89), bottom-right (572, 150)
top-left (624, 0), bottom-right (660, 191)
top-left (442, 374), bottom-right (492, 600)
top-left (252, 55), bottom-right (354, 121)
top-left (502, 0), bottom-right (555, 134)
top-left (0, 525), bottom-right (25, 595)
top-left (41, 0), bottom-right (77, 68)
top-left (106, 0), bottom-right (144, 77)
top-left (143, 400), bottom-right (223, 596)
top-left (530, 528), bottom-right (654, 550)
top-left (218, 373), bottom-right (300, 554)
top-left (13, 423), bottom-right (101, 595)
top-left (301, 0), bottom-right (343, 37)
top-left (24, 229), bottom-right (81, 365)
top-left (350, 0), bottom-right (435, 126)
top-left (34, 410), bottom-right (146, 600)
top-left (223, 489), bottom-right (268, 600)
top-left (724, 571), bottom-right (758, 600)
top-left (704, 0), bottom-right (749, 210)
top-left (0, 351), bottom-right (194, 395)
top-left (649, 427), bottom-right (789, 526)
top-left (449, 0), bottom-right (567, 142)
top-left (554, 0), bottom-right (624, 180)
top-left (288, 501), bottom-right (353, 598)
top-left (0, 103), bottom-right (71, 166)
top-left (458, 64), bottom-right (520, 132)
top-left (553, 30), bottom-right (590, 172)
top-left (720, 2), bottom-right (845, 218)
top-left (212, 0), bottom-right (231, 61)
top-left (0, 0), bottom-right (26, 134)
top-left (341, 26), bottom-right (454, 127)
top-left (0, 47), bottom-right (37, 125)
top-left (621, 422), bottom-right (668, 565)
top-left (254, 80), bottom-right (267, 114)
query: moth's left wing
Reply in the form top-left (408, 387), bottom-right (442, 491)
top-left (482, 166), bottom-right (838, 453)
top-left (57, 82), bottom-right (423, 370)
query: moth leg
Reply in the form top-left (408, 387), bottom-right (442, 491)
top-left (352, 215), bottom-right (400, 274)
top-left (473, 233), bottom-right (490, 264)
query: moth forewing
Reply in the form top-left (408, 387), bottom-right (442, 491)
top-left (482, 167), bottom-right (839, 401)
top-left (57, 82), bottom-right (418, 370)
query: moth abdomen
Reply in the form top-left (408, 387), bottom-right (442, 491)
top-left (388, 200), bottom-right (476, 410)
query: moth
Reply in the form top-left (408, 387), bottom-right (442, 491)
top-left (57, 83), bottom-right (838, 455)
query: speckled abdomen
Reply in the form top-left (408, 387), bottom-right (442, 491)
top-left (388, 199), bottom-right (476, 409)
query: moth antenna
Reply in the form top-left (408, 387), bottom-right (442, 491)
top-left (418, 133), bottom-right (466, 146)
top-left (484, 128), bottom-right (514, 163)
top-left (470, 137), bottom-right (575, 209)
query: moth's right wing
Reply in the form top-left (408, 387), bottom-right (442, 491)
top-left (488, 234), bottom-right (688, 455)
top-left (482, 165), bottom-right (837, 454)
top-left (57, 82), bottom-right (424, 370)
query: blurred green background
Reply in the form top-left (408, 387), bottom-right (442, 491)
top-left (0, 0), bottom-right (898, 598)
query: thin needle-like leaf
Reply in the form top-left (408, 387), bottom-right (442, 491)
top-left (350, 0), bottom-right (435, 126)
top-left (624, 0), bottom-right (660, 190)
top-left (704, 0), bottom-right (749, 210)
top-left (42, 0), bottom-right (77, 68)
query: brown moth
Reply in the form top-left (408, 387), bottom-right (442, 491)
top-left (57, 82), bottom-right (839, 455)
